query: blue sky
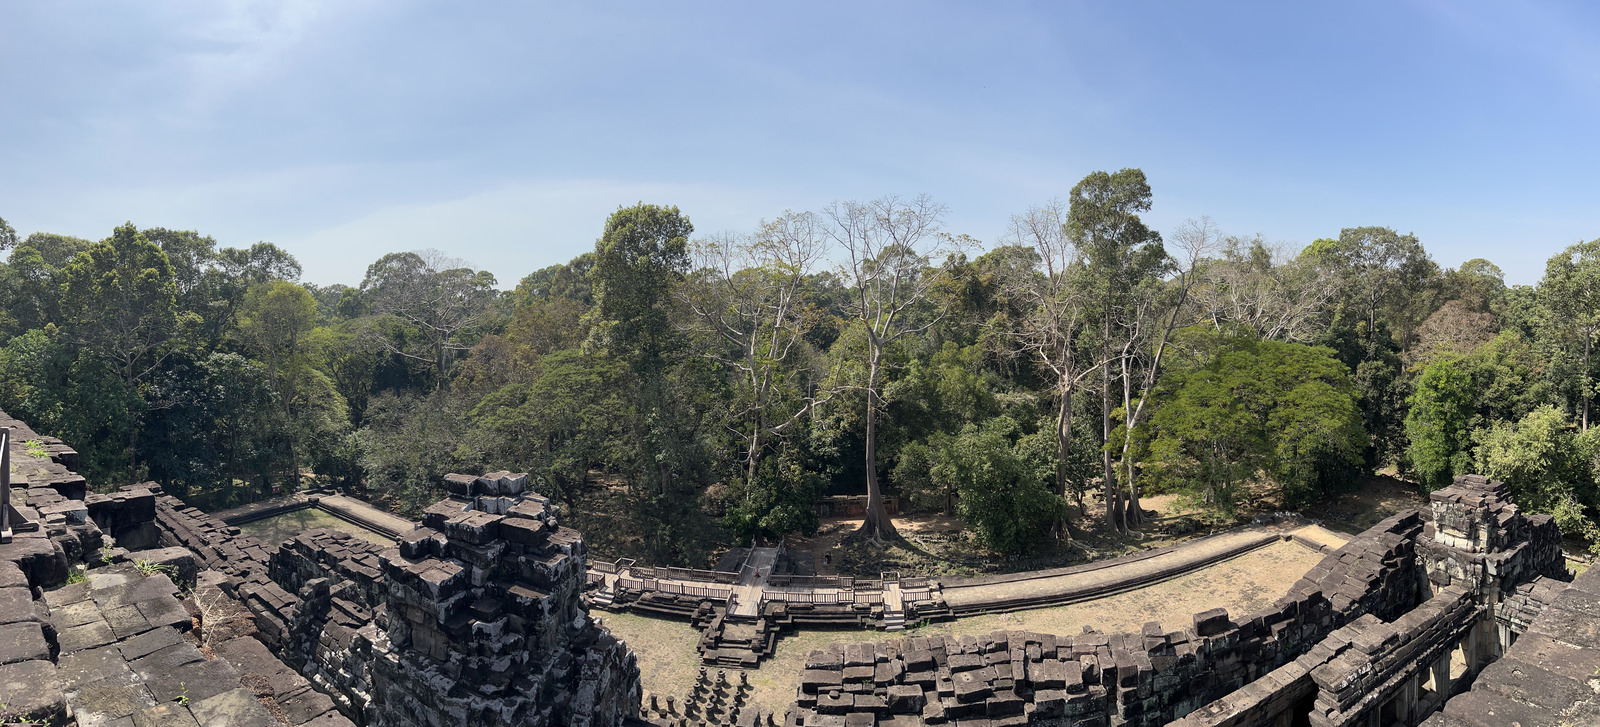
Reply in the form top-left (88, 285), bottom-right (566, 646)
top-left (3, 1), bottom-right (1597, 287)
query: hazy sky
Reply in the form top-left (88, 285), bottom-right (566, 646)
top-left (3, 1), bottom-right (1597, 287)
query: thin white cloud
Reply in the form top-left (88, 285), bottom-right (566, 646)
top-left (286, 179), bottom-right (805, 286)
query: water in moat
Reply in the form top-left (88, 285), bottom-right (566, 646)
top-left (237, 507), bottom-right (393, 546)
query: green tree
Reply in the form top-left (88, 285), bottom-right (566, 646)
top-left (0, 327), bottom-right (133, 484)
top-left (999, 201), bottom-right (1092, 535)
top-left (1537, 239), bottom-right (1600, 430)
top-left (140, 352), bottom-right (278, 502)
top-left (470, 349), bottom-right (629, 496)
top-left (58, 223), bottom-right (179, 481)
top-left (1068, 169), bottom-right (1166, 532)
top-left (1474, 405), bottom-right (1600, 547)
top-left (934, 417), bottom-right (1063, 554)
top-left (587, 204), bottom-right (695, 499)
top-left (362, 250), bottom-right (498, 390)
top-left (3, 232), bottom-right (94, 335)
top-left (681, 212), bottom-right (830, 486)
top-left (1145, 337), bottom-right (1365, 510)
top-left (588, 204), bottom-right (693, 372)
top-left (823, 194), bottom-right (969, 542)
top-left (239, 282), bottom-right (346, 489)
top-left (1404, 357), bottom-right (1475, 490)
top-left (1316, 226), bottom-right (1439, 355)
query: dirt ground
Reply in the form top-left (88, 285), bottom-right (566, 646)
top-left (787, 490), bottom-right (1252, 580)
top-left (608, 538), bottom-right (1330, 717)
top-left (1315, 473), bottom-right (1426, 535)
top-left (785, 476), bottom-right (1424, 580)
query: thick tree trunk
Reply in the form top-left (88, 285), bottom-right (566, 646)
top-left (437, 341), bottom-right (447, 392)
top-left (1102, 309), bottom-right (1122, 533)
top-left (859, 352), bottom-right (898, 542)
top-left (125, 358), bottom-right (138, 485)
top-left (1053, 375), bottom-right (1074, 540)
top-left (747, 429), bottom-right (762, 485)
top-left (1121, 353), bottom-right (1142, 530)
top-left (1585, 333), bottom-right (1592, 432)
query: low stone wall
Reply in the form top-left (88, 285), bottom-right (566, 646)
top-left (271, 528), bottom-right (390, 608)
top-left (785, 511), bottom-right (1429, 726)
top-left (940, 530), bottom-right (1284, 616)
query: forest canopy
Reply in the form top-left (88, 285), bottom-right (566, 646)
top-left (4, 171), bottom-right (1599, 563)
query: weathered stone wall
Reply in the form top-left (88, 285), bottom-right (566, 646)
top-left (1, 407), bottom-right (359, 727)
top-left (786, 511), bottom-right (1429, 726)
top-left (1169, 474), bottom-right (1570, 727)
top-left (271, 528), bottom-right (389, 608)
top-left (1421, 561), bottom-right (1600, 727)
top-left (363, 474), bottom-right (641, 727)
top-left (1418, 475), bottom-right (1567, 601)
top-left (144, 469), bottom-right (645, 727)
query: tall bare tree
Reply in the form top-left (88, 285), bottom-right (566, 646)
top-left (1068, 169), bottom-right (1166, 534)
top-left (1192, 235), bottom-right (1342, 342)
top-left (1113, 217), bottom-right (1216, 530)
top-left (361, 249), bottom-right (498, 391)
top-left (998, 201), bottom-right (1098, 537)
top-left (681, 211), bottom-right (832, 485)
top-left (824, 195), bottom-right (969, 543)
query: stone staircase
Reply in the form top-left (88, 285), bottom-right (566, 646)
top-left (699, 613), bottom-right (773, 668)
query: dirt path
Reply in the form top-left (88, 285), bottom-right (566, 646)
top-left (940, 527), bottom-right (1280, 609)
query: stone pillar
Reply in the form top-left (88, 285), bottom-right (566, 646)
top-left (1405, 670), bottom-right (1421, 724)
top-left (1432, 654), bottom-right (1451, 700)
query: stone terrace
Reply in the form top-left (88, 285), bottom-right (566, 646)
top-left (0, 408), bottom-right (358, 727)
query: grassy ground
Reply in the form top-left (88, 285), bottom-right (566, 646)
top-left (1314, 473), bottom-right (1426, 536)
top-left (595, 611), bottom-right (707, 708)
top-left (236, 508), bottom-right (392, 547)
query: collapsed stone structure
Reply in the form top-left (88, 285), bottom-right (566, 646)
top-left (158, 471), bottom-right (642, 727)
top-left (0, 406), bottom-right (642, 727)
top-left (783, 475), bottom-right (1588, 727)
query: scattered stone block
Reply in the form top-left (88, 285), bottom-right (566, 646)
top-left (0, 622), bottom-right (48, 665)
top-left (0, 659), bottom-right (67, 724)
top-left (188, 687), bottom-right (277, 727)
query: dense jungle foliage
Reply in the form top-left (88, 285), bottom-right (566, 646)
top-left (3, 169), bottom-right (1598, 562)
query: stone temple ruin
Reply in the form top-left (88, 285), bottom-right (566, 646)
top-left (0, 410), bottom-right (638, 727)
top-left (3, 404), bottom-right (1599, 726)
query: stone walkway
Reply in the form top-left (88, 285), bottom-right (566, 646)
top-left (314, 495), bottom-right (413, 538)
top-left (729, 547), bottom-right (778, 618)
top-left (940, 528), bottom-right (1284, 610)
top-left (0, 562), bottom-right (353, 727)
